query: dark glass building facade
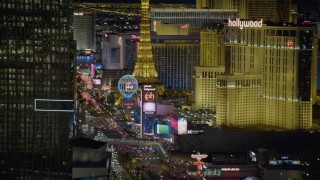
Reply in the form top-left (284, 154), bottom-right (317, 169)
top-left (0, 0), bottom-right (75, 179)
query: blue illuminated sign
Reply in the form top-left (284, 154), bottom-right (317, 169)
top-left (118, 75), bottom-right (139, 98)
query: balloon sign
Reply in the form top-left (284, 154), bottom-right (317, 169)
top-left (118, 75), bottom-right (139, 98)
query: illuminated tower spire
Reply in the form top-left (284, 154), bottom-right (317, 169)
top-left (133, 0), bottom-right (164, 94)
top-left (133, 0), bottom-right (159, 82)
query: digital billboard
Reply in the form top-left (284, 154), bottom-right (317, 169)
top-left (170, 116), bottom-right (178, 131)
top-left (134, 107), bottom-right (141, 124)
top-left (144, 117), bottom-right (154, 135)
top-left (156, 124), bottom-right (170, 135)
top-left (122, 99), bottom-right (135, 110)
top-left (143, 102), bottom-right (156, 112)
top-left (91, 78), bottom-right (101, 85)
top-left (142, 85), bottom-right (157, 114)
top-left (178, 117), bottom-right (187, 135)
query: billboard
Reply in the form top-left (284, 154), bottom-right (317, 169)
top-left (170, 115), bottom-right (178, 131)
top-left (156, 124), bottom-right (170, 135)
top-left (142, 85), bottom-right (156, 114)
top-left (143, 102), bottom-right (156, 112)
top-left (118, 75), bottom-right (139, 98)
top-left (92, 78), bottom-right (101, 85)
top-left (144, 117), bottom-right (154, 135)
top-left (178, 117), bottom-right (187, 135)
top-left (122, 99), bottom-right (135, 110)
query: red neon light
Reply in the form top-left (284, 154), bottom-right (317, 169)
top-left (191, 152), bottom-right (207, 175)
top-left (181, 24), bottom-right (188, 29)
top-left (287, 40), bottom-right (294, 47)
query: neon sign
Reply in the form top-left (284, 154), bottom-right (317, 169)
top-left (91, 64), bottom-right (95, 78)
top-left (221, 168), bottom-right (240, 171)
top-left (191, 152), bottom-right (208, 175)
top-left (118, 75), bottom-right (139, 98)
top-left (287, 40), bottom-right (294, 47)
top-left (228, 18), bottom-right (263, 29)
top-left (131, 35), bottom-right (140, 39)
top-left (181, 24), bottom-right (188, 29)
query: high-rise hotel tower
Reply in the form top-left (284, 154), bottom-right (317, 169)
top-left (216, 21), bottom-right (318, 130)
top-left (0, 0), bottom-right (76, 179)
top-left (73, 11), bottom-right (96, 51)
top-left (194, 25), bottom-right (225, 112)
top-left (196, 0), bottom-right (291, 22)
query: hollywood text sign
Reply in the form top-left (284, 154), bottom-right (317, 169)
top-left (228, 18), bottom-right (263, 29)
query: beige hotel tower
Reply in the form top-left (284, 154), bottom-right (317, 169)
top-left (197, 0), bottom-right (291, 22)
top-left (194, 26), bottom-right (225, 112)
top-left (216, 21), bottom-right (318, 130)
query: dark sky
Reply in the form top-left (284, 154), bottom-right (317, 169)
top-left (73, 0), bottom-right (196, 4)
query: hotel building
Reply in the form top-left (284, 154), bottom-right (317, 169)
top-left (216, 22), bottom-right (318, 130)
top-left (216, 74), bottom-right (264, 126)
top-left (73, 12), bottom-right (96, 51)
top-left (153, 38), bottom-right (200, 89)
top-left (102, 31), bottom-right (200, 90)
top-left (151, 8), bottom-right (237, 35)
top-left (194, 26), bottom-right (225, 112)
top-left (0, 0), bottom-right (76, 178)
top-left (196, 0), bottom-right (291, 22)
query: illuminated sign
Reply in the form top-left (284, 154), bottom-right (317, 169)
top-left (118, 75), bottom-right (139, 98)
top-left (91, 64), bottom-right (95, 78)
top-left (142, 85), bottom-right (157, 114)
top-left (122, 99), bottom-right (135, 110)
top-left (118, 37), bottom-right (123, 46)
top-left (205, 168), bottom-right (222, 177)
top-left (228, 18), bottom-right (263, 29)
top-left (178, 117), bottom-right (187, 135)
top-left (156, 124), bottom-right (170, 135)
top-left (191, 152), bottom-right (208, 175)
top-left (143, 102), bottom-right (156, 112)
top-left (74, 12), bottom-right (84, 16)
top-left (181, 24), bottom-right (188, 28)
top-left (170, 116), bottom-right (178, 130)
top-left (191, 153), bottom-right (208, 160)
top-left (91, 78), bottom-right (101, 85)
top-left (187, 130), bottom-right (204, 135)
top-left (287, 40), bottom-right (294, 47)
top-left (221, 168), bottom-right (240, 171)
top-left (131, 35), bottom-right (140, 39)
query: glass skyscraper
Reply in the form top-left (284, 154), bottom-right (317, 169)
top-left (0, 0), bottom-right (75, 179)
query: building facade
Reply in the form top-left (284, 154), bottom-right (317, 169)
top-left (216, 22), bottom-right (318, 130)
top-left (216, 74), bottom-right (264, 126)
top-left (102, 32), bottom-right (138, 70)
top-left (102, 32), bottom-right (200, 90)
top-left (151, 8), bottom-right (237, 34)
top-left (196, 0), bottom-right (248, 18)
top-left (196, 0), bottom-right (291, 22)
top-left (194, 27), bottom-right (226, 112)
top-left (153, 41), bottom-right (200, 90)
top-left (194, 67), bottom-right (225, 112)
top-left (73, 12), bottom-right (96, 51)
top-left (0, 0), bottom-right (75, 179)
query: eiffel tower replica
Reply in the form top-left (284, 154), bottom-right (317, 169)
top-left (132, 0), bottom-right (164, 95)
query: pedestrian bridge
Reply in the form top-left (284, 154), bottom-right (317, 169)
top-left (100, 137), bottom-right (168, 157)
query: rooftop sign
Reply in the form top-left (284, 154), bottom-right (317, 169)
top-left (228, 18), bottom-right (263, 29)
